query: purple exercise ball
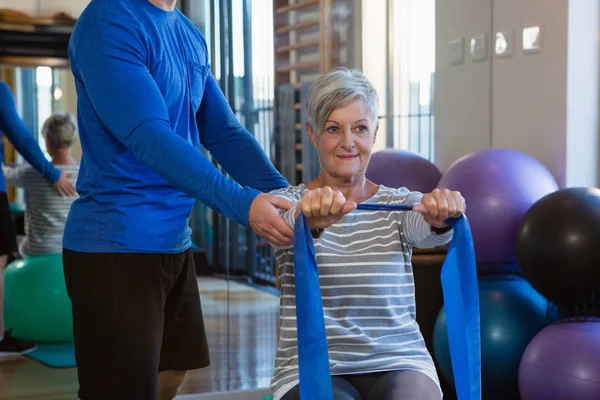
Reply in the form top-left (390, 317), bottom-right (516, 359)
top-left (519, 321), bottom-right (600, 400)
top-left (366, 149), bottom-right (442, 193)
top-left (437, 148), bottom-right (558, 264)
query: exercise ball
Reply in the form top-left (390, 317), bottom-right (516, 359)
top-left (516, 187), bottom-right (600, 305)
top-left (433, 276), bottom-right (548, 400)
top-left (4, 254), bottom-right (73, 342)
top-left (437, 148), bottom-right (558, 266)
top-left (519, 321), bottom-right (600, 400)
top-left (9, 202), bottom-right (25, 217)
top-left (366, 149), bottom-right (442, 193)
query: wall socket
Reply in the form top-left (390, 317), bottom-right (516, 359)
top-left (523, 25), bottom-right (542, 53)
top-left (495, 29), bottom-right (514, 58)
top-left (470, 34), bottom-right (488, 62)
top-left (449, 38), bottom-right (465, 65)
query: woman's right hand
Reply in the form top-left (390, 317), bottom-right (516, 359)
top-left (294, 186), bottom-right (357, 230)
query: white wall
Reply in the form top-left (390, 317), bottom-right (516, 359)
top-left (1, 0), bottom-right (89, 17)
top-left (434, 0), bottom-right (492, 171)
top-left (1, 0), bottom-right (38, 14)
top-left (492, 0), bottom-right (569, 185)
top-left (40, 1), bottom-right (89, 17)
top-left (435, 0), bottom-right (600, 187)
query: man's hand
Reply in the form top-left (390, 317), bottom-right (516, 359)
top-left (53, 171), bottom-right (76, 197)
top-left (249, 193), bottom-right (295, 246)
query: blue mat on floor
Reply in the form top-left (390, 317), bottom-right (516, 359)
top-left (26, 342), bottom-right (76, 368)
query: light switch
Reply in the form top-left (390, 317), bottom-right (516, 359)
top-left (523, 26), bottom-right (542, 53)
top-left (495, 30), bottom-right (514, 58)
top-left (470, 34), bottom-right (487, 61)
top-left (449, 38), bottom-right (464, 65)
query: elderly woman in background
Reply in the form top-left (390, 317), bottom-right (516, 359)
top-left (3, 112), bottom-right (79, 257)
top-left (0, 82), bottom-right (75, 357)
top-left (268, 68), bottom-right (465, 400)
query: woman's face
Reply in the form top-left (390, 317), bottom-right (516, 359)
top-left (309, 99), bottom-right (378, 183)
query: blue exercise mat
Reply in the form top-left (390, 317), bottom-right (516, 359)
top-left (26, 342), bottom-right (76, 368)
top-left (293, 203), bottom-right (481, 400)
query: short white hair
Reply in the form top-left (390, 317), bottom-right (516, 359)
top-left (42, 113), bottom-right (77, 149)
top-left (306, 67), bottom-right (379, 134)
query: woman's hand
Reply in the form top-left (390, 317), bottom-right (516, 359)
top-left (412, 188), bottom-right (466, 229)
top-left (295, 186), bottom-right (357, 230)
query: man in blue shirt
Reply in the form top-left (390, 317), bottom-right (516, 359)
top-left (0, 81), bottom-right (75, 358)
top-left (63, 0), bottom-right (293, 399)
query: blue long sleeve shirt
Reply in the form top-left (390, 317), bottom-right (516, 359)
top-left (0, 82), bottom-right (61, 193)
top-left (63, 0), bottom-right (287, 253)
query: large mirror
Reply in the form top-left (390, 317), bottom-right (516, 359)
top-left (1, 65), bottom-right (80, 196)
top-left (0, 1), bottom-right (449, 399)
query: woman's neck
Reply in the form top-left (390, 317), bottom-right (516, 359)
top-left (307, 174), bottom-right (379, 203)
top-left (51, 149), bottom-right (77, 166)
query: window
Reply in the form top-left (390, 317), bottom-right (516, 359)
top-left (17, 66), bottom-right (65, 158)
top-left (362, 0), bottom-right (436, 160)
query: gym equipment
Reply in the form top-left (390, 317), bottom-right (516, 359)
top-left (295, 203), bottom-right (480, 400)
top-left (27, 342), bottom-right (76, 368)
top-left (4, 254), bottom-right (74, 342)
top-left (366, 149), bottom-right (442, 193)
top-left (437, 148), bottom-right (558, 266)
top-left (519, 321), bottom-right (600, 400)
top-left (433, 275), bottom-right (547, 400)
top-left (516, 187), bottom-right (600, 305)
top-left (9, 202), bottom-right (25, 217)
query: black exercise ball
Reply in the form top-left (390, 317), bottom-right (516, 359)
top-left (516, 187), bottom-right (600, 305)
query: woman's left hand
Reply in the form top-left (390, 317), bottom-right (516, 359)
top-left (412, 188), bottom-right (466, 229)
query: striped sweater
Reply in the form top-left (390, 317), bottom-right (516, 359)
top-left (3, 163), bottom-right (79, 256)
top-left (269, 184), bottom-right (452, 400)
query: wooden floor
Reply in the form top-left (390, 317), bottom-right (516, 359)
top-left (0, 277), bottom-right (280, 399)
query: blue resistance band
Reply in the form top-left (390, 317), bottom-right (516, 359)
top-left (293, 203), bottom-right (481, 400)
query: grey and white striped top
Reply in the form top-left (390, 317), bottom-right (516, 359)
top-left (3, 163), bottom-right (79, 256)
top-left (269, 184), bottom-right (452, 400)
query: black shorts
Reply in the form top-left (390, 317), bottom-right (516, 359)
top-left (63, 248), bottom-right (210, 400)
top-left (0, 192), bottom-right (18, 256)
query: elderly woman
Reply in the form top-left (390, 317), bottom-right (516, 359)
top-left (269, 68), bottom-right (465, 400)
top-left (2, 112), bottom-right (79, 257)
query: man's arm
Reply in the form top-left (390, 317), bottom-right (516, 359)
top-left (72, 17), bottom-right (262, 226)
top-left (0, 82), bottom-right (60, 184)
top-left (197, 75), bottom-right (288, 193)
